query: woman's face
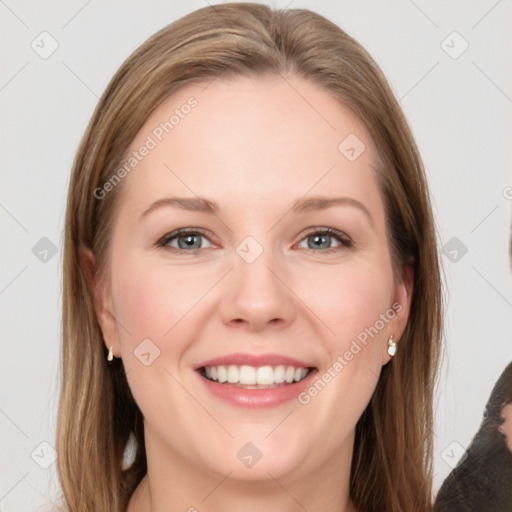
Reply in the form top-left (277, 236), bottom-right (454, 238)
top-left (92, 74), bottom-right (412, 485)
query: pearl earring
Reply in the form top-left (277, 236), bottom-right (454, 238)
top-left (387, 335), bottom-right (397, 357)
top-left (107, 346), bottom-right (114, 362)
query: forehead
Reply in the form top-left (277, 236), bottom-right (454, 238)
top-left (117, 73), bottom-right (383, 218)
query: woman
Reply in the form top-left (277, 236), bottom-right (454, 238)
top-left (57, 3), bottom-right (443, 511)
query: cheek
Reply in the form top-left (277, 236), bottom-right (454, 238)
top-left (109, 260), bottom-right (203, 421)
top-left (111, 259), bottom-right (211, 345)
top-left (301, 258), bottom-right (394, 351)
top-left (290, 260), bottom-right (394, 454)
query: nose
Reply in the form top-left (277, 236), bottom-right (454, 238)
top-left (218, 246), bottom-right (297, 332)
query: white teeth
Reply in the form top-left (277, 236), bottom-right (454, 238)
top-left (227, 365), bottom-right (238, 383)
top-left (217, 365), bottom-right (228, 383)
top-left (202, 364), bottom-right (310, 386)
top-left (274, 365), bottom-right (285, 383)
top-left (239, 365), bottom-right (256, 385)
top-left (256, 366), bottom-right (274, 385)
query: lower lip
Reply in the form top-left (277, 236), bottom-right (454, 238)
top-left (196, 369), bottom-right (317, 408)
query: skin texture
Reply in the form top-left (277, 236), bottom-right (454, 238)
top-left (84, 74), bottom-right (413, 512)
top-left (499, 402), bottom-right (512, 452)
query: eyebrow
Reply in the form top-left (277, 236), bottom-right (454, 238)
top-left (140, 195), bottom-right (374, 226)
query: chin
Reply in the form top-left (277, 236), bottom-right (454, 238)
top-left (202, 434), bottom-right (309, 483)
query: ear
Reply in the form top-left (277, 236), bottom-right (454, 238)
top-left (382, 259), bottom-right (414, 365)
top-left (79, 244), bottom-right (120, 357)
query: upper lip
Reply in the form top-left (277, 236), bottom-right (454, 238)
top-left (194, 353), bottom-right (315, 370)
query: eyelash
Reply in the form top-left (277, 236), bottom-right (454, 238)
top-left (157, 227), bottom-right (353, 254)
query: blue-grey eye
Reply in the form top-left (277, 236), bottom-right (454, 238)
top-left (298, 229), bottom-right (349, 251)
top-left (176, 233), bottom-right (202, 249)
top-left (162, 230), bottom-right (213, 251)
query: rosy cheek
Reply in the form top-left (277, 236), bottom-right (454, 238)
top-left (123, 279), bottom-right (174, 340)
top-left (114, 262), bottom-right (208, 348)
top-left (323, 267), bottom-right (390, 329)
top-left (110, 263), bottom-right (164, 342)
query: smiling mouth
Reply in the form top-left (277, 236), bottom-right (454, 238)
top-left (198, 364), bottom-right (315, 389)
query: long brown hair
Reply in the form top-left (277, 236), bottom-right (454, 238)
top-left (57, 3), bottom-right (443, 511)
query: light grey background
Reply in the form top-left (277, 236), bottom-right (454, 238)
top-left (1, 1), bottom-right (511, 510)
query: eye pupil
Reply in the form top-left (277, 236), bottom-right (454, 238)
top-left (309, 234), bottom-right (330, 249)
top-left (179, 234), bottom-right (201, 249)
